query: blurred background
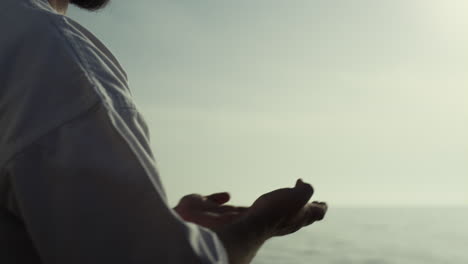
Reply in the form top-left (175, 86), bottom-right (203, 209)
top-left (70, 1), bottom-right (467, 263)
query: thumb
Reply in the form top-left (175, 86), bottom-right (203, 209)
top-left (289, 179), bottom-right (314, 212)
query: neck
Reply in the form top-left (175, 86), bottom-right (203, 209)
top-left (48, 0), bottom-right (69, 14)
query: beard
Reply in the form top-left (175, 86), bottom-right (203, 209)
top-left (70, 0), bottom-right (110, 11)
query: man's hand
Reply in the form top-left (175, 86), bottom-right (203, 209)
top-left (174, 180), bottom-right (327, 264)
top-left (245, 178), bottom-right (327, 237)
top-left (215, 179), bottom-right (327, 264)
top-left (174, 193), bottom-right (248, 229)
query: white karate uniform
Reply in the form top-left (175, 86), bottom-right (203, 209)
top-left (0, 0), bottom-right (228, 263)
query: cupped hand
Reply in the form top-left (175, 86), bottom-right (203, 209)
top-left (213, 180), bottom-right (327, 264)
top-left (244, 179), bottom-right (327, 238)
top-left (174, 192), bottom-right (248, 229)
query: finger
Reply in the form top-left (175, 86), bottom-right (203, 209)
top-left (177, 194), bottom-right (204, 210)
top-left (206, 192), bottom-right (231, 205)
top-left (303, 202), bottom-right (328, 226)
top-left (288, 179), bottom-right (314, 213)
top-left (295, 179), bottom-right (314, 197)
top-left (181, 194), bottom-right (204, 203)
top-left (208, 205), bottom-right (249, 214)
top-left (276, 202), bottom-right (327, 236)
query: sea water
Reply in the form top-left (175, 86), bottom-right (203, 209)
top-left (253, 208), bottom-right (468, 264)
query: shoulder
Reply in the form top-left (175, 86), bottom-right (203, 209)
top-left (1, 1), bottom-right (87, 83)
top-left (0, 1), bottom-right (140, 168)
top-left (0, 2), bottom-right (101, 107)
top-left (2, 0), bottom-right (132, 111)
top-left (0, 1), bottom-right (99, 167)
top-left (2, 0), bottom-right (127, 85)
top-left (1, 0), bottom-right (62, 45)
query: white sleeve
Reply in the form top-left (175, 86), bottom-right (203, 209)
top-left (4, 103), bottom-right (228, 264)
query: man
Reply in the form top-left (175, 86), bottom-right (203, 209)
top-left (0, 0), bottom-right (328, 263)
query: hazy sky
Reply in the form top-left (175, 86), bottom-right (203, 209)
top-left (69, 0), bottom-right (467, 207)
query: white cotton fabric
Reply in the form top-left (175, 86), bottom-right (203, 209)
top-left (0, 0), bottom-right (228, 263)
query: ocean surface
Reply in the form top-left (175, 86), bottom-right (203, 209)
top-left (253, 208), bottom-right (468, 264)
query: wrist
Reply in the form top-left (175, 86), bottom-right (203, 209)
top-left (215, 217), bottom-right (268, 264)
